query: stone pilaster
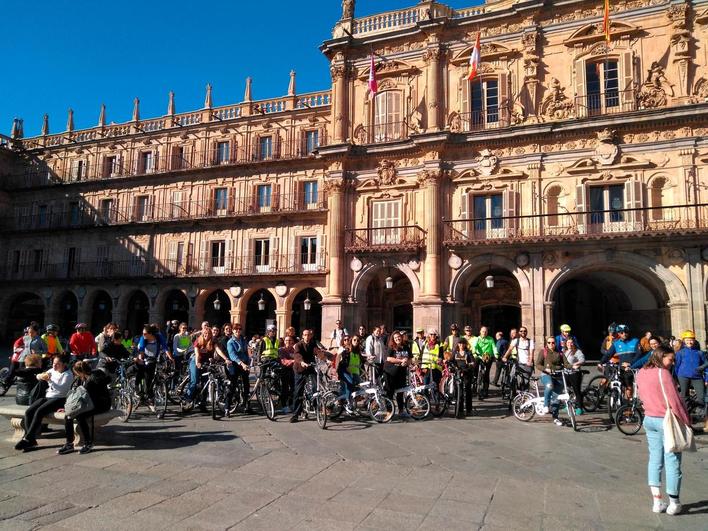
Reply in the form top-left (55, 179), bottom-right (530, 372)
top-left (330, 58), bottom-right (348, 143)
top-left (418, 164), bottom-right (443, 300)
top-left (423, 46), bottom-right (443, 132)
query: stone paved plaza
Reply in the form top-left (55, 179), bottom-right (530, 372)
top-left (0, 390), bottom-right (706, 531)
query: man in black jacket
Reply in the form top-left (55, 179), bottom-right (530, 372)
top-left (290, 329), bottom-right (320, 423)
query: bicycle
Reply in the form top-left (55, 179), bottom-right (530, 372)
top-left (583, 363), bottom-right (627, 420)
top-left (302, 359), bottom-right (339, 429)
top-left (512, 369), bottom-right (579, 431)
top-left (391, 365), bottom-right (431, 420)
top-left (131, 359), bottom-right (170, 419)
top-left (110, 360), bottom-right (136, 422)
top-left (180, 361), bottom-right (233, 420)
top-left (249, 359), bottom-right (282, 421)
top-left (614, 370), bottom-right (644, 435)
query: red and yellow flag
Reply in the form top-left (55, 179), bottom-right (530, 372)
top-left (603, 0), bottom-right (611, 42)
top-left (467, 32), bottom-right (481, 81)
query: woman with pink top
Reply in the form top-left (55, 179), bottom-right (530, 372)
top-left (636, 346), bottom-right (691, 516)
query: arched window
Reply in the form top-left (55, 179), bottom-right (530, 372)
top-left (374, 91), bottom-right (403, 142)
top-left (575, 51), bottom-right (634, 117)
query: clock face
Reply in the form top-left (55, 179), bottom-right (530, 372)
top-left (275, 283), bottom-right (288, 297)
top-left (229, 285), bottom-right (242, 298)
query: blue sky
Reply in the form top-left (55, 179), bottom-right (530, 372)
top-left (1, 0), bottom-right (476, 137)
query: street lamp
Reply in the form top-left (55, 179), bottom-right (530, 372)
top-left (303, 291), bottom-right (312, 311)
top-left (257, 292), bottom-right (266, 311)
top-left (385, 276), bottom-right (394, 289)
top-left (485, 275), bottom-right (494, 289)
top-left (213, 292), bottom-right (222, 311)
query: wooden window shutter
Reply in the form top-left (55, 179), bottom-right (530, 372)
top-left (225, 239), bottom-right (233, 273)
top-left (273, 184), bottom-right (281, 211)
top-left (167, 241), bottom-right (178, 273)
top-left (621, 51), bottom-right (635, 109)
top-left (198, 239), bottom-right (209, 274)
top-left (503, 188), bottom-right (518, 234)
top-left (460, 76), bottom-right (470, 115)
top-left (498, 72), bottom-right (510, 126)
top-left (575, 184), bottom-right (587, 232)
top-left (574, 59), bottom-right (587, 118)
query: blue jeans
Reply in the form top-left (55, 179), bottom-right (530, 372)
top-left (339, 372), bottom-right (360, 400)
top-left (541, 374), bottom-right (563, 416)
top-left (644, 415), bottom-right (682, 496)
top-left (186, 358), bottom-right (201, 399)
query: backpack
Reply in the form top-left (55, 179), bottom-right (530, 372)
top-left (64, 385), bottom-right (94, 418)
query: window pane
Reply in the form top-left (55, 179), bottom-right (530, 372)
top-left (589, 187), bottom-right (604, 224)
top-left (259, 137), bottom-right (272, 159)
top-left (609, 184), bottom-right (624, 222)
top-left (586, 63), bottom-right (602, 113)
top-left (217, 142), bottom-right (229, 163)
top-left (490, 194), bottom-right (503, 229)
top-left (304, 181), bottom-right (318, 204)
top-left (471, 81), bottom-right (483, 127)
top-left (473, 195), bottom-right (486, 231)
top-left (258, 185), bottom-right (271, 207)
top-left (486, 80), bottom-right (499, 123)
top-left (214, 188), bottom-right (228, 210)
top-left (604, 60), bottom-right (619, 108)
top-left (305, 131), bottom-right (319, 153)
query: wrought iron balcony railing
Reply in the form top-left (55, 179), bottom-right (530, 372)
top-left (458, 104), bottom-right (512, 131)
top-left (0, 192), bottom-right (327, 232)
top-left (0, 253), bottom-right (328, 282)
top-left (345, 225), bottom-right (427, 252)
top-left (575, 89), bottom-right (636, 118)
top-left (443, 204), bottom-right (708, 246)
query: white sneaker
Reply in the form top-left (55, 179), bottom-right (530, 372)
top-left (541, 406), bottom-right (549, 415)
top-left (666, 501), bottom-right (682, 515)
top-left (652, 499), bottom-right (668, 513)
top-left (553, 418), bottom-right (564, 427)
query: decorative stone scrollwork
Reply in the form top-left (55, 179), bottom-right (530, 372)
top-left (594, 128), bottom-right (620, 166)
top-left (636, 62), bottom-right (672, 109)
top-left (408, 109), bottom-right (422, 134)
top-left (353, 124), bottom-right (367, 145)
top-left (474, 149), bottom-right (499, 177)
top-left (422, 48), bottom-right (443, 63)
top-left (341, 0), bottom-right (354, 20)
top-left (447, 111), bottom-right (462, 133)
top-left (416, 169), bottom-right (440, 187)
top-left (692, 77), bottom-right (708, 103)
top-left (330, 64), bottom-right (347, 81)
top-left (323, 177), bottom-right (346, 193)
top-left (540, 78), bottom-right (575, 120)
top-left (376, 160), bottom-right (398, 186)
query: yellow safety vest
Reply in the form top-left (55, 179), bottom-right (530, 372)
top-left (262, 337), bottom-right (280, 360)
top-left (422, 343), bottom-right (442, 371)
top-left (348, 351), bottom-right (361, 376)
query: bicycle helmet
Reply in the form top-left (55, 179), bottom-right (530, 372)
top-left (607, 322), bottom-right (617, 334)
top-left (560, 324), bottom-right (571, 333)
top-left (75, 323), bottom-right (88, 330)
top-left (450, 323), bottom-right (459, 330)
top-left (616, 324), bottom-right (629, 333)
top-left (46, 324), bottom-right (59, 332)
top-left (680, 329), bottom-right (696, 340)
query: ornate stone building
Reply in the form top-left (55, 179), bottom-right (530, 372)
top-left (2, 0), bottom-right (708, 351)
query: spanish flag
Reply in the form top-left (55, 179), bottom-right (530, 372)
top-left (603, 0), bottom-right (611, 42)
top-left (467, 32), bottom-right (481, 81)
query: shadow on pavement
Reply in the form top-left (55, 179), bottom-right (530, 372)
top-left (682, 500), bottom-right (708, 515)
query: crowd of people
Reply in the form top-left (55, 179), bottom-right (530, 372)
top-left (2, 318), bottom-right (705, 515)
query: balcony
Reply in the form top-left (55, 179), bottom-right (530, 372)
top-left (443, 204), bottom-right (708, 247)
top-left (575, 89), bottom-right (636, 118)
top-left (2, 135), bottom-right (328, 190)
top-left (0, 253), bottom-right (327, 282)
top-left (345, 225), bottom-right (426, 253)
top-left (458, 105), bottom-right (512, 132)
top-left (0, 192), bottom-right (327, 232)
top-left (357, 121), bottom-right (408, 144)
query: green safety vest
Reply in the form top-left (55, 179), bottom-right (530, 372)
top-left (121, 339), bottom-right (133, 351)
top-left (262, 337), bottom-right (280, 360)
top-left (348, 351), bottom-right (361, 376)
top-left (422, 343), bottom-right (442, 371)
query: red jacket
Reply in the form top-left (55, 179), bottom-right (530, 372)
top-left (69, 331), bottom-right (97, 356)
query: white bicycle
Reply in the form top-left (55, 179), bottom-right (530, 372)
top-left (511, 369), bottom-right (578, 431)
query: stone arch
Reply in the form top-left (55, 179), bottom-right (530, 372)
top-left (449, 254), bottom-right (531, 303)
top-left (350, 261), bottom-right (421, 303)
top-left (4, 291), bottom-right (45, 341)
top-left (545, 251), bottom-right (689, 336)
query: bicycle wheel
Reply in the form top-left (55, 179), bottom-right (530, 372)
top-left (0, 368), bottom-right (9, 396)
top-left (114, 388), bottom-right (133, 422)
top-left (258, 382), bottom-right (276, 420)
top-left (453, 379), bottom-right (464, 418)
top-left (512, 392), bottom-right (536, 421)
top-left (316, 395), bottom-right (329, 429)
top-left (208, 380), bottom-right (219, 420)
top-left (368, 395), bottom-right (394, 423)
top-left (615, 404), bottom-right (643, 435)
top-left (582, 375), bottom-right (605, 412)
top-left (566, 399), bottom-right (577, 431)
top-left (154, 381), bottom-right (168, 419)
top-left (607, 388), bottom-right (622, 421)
top-left (507, 377), bottom-right (518, 412)
top-left (405, 392), bottom-right (431, 420)
top-left (429, 388), bottom-right (448, 418)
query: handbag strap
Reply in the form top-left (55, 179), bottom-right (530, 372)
top-left (658, 368), bottom-right (671, 411)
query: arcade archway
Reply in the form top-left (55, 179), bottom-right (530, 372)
top-left (5, 292), bottom-right (44, 340)
top-left (164, 289), bottom-right (190, 325)
top-left (125, 291), bottom-right (150, 336)
top-left (203, 289), bottom-right (231, 328)
top-left (363, 269), bottom-right (413, 335)
top-left (89, 290), bottom-right (113, 334)
top-left (291, 289), bottom-right (323, 340)
top-left (552, 271), bottom-right (669, 351)
top-left (245, 289), bottom-right (276, 338)
top-left (464, 270), bottom-right (521, 334)
top-left (56, 291), bottom-right (78, 337)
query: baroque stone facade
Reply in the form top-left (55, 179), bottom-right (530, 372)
top-left (2, 0), bottom-right (708, 350)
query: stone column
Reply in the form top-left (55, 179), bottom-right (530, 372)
top-left (543, 301), bottom-right (554, 339)
top-left (275, 309), bottom-right (287, 338)
top-left (330, 59), bottom-right (348, 143)
top-left (419, 165), bottom-right (442, 300)
top-left (423, 45), bottom-right (443, 132)
top-left (229, 308), bottom-right (244, 327)
top-left (322, 170), bottom-right (347, 340)
top-left (685, 248), bottom-right (707, 341)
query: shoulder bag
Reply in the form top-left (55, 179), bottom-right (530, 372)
top-left (658, 369), bottom-right (696, 453)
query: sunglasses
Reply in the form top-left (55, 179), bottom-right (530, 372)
top-left (547, 341), bottom-right (555, 344)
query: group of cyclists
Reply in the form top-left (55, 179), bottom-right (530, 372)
top-left (2, 318), bottom-right (706, 431)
